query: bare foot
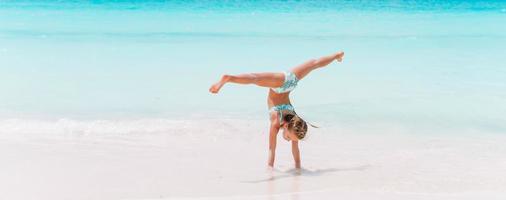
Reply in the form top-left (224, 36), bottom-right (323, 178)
top-left (209, 75), bottom-right (229, 94)
top-left (335, 51), bottom-right (344, 62)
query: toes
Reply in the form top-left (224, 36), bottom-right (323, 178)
top-left (209, 85), bottom-right (219, 93)
top-left (336, 52), bottom-right (344, 62)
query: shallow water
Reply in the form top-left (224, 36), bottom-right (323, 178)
top-left (0, 1), bottom-right (505, 133)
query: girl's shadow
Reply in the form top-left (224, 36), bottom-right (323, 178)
top-left (241, 164), bottom-right (371, 183)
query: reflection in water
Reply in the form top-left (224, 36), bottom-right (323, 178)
top-left (290, 174), bottom-right (300, 200)
top-left (268, 168), bottom-right (275, 200)
top-left (244, 165), bottom-right (371, 183)
top-left (267, 170), bottom-right (300, 200)
top-left (252, 165), bottom-right (372, 200)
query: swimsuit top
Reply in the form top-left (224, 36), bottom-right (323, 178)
top-left (269, 104), bottom-right (295, 123)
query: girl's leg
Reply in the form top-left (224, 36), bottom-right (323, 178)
top-left (291, 51), bottom-right (344, 80)
top-left (209, 72), bottom-right (284, 93)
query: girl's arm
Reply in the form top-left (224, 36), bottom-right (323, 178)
top-left (268, 116), bottom-right (280, 168)
top-left (291, 141), bottom-right (301, 169)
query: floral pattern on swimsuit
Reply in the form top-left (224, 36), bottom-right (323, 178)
top-left (269, 104), bottom-right (295, 122)
top-left (271, 71), bottom-right (298, 94)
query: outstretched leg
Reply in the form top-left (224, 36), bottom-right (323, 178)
top-left (291, 51), bottom-right (344, 80)
top-left (209, 51), bottom-right (344, 93)
top-left (209, 72), bottom-right (284, 94)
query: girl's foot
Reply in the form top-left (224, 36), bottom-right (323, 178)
top-left (335, 51), bottom-right (345, 62)
top-left (209, 75), bottom-right (229, 94)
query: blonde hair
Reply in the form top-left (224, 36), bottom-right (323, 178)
top-left (283, 113), bottom-right (308, 140)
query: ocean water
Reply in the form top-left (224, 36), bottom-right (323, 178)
top-left (1, 1), bottom-right (505, 134)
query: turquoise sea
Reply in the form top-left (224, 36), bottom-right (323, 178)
top-left (1, 1), bottom-right (505, 133)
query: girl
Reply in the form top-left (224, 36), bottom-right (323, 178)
top-left (209, 51), bottom-right (344, 169)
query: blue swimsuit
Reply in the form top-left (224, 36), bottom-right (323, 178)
top-left (269, 104), bottom-right (295, 122)
top-left (271, 71), bottom-right (299, 94)
top-left (269, 71), bottom-right (299, 121)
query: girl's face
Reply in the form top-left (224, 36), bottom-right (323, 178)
top-left (282, 125), bottom-right (299, 141)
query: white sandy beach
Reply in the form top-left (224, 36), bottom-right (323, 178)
top-left (1, 1), bottom-right (506, 200)
top-left (1, 118), bottom-right (505, 200)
